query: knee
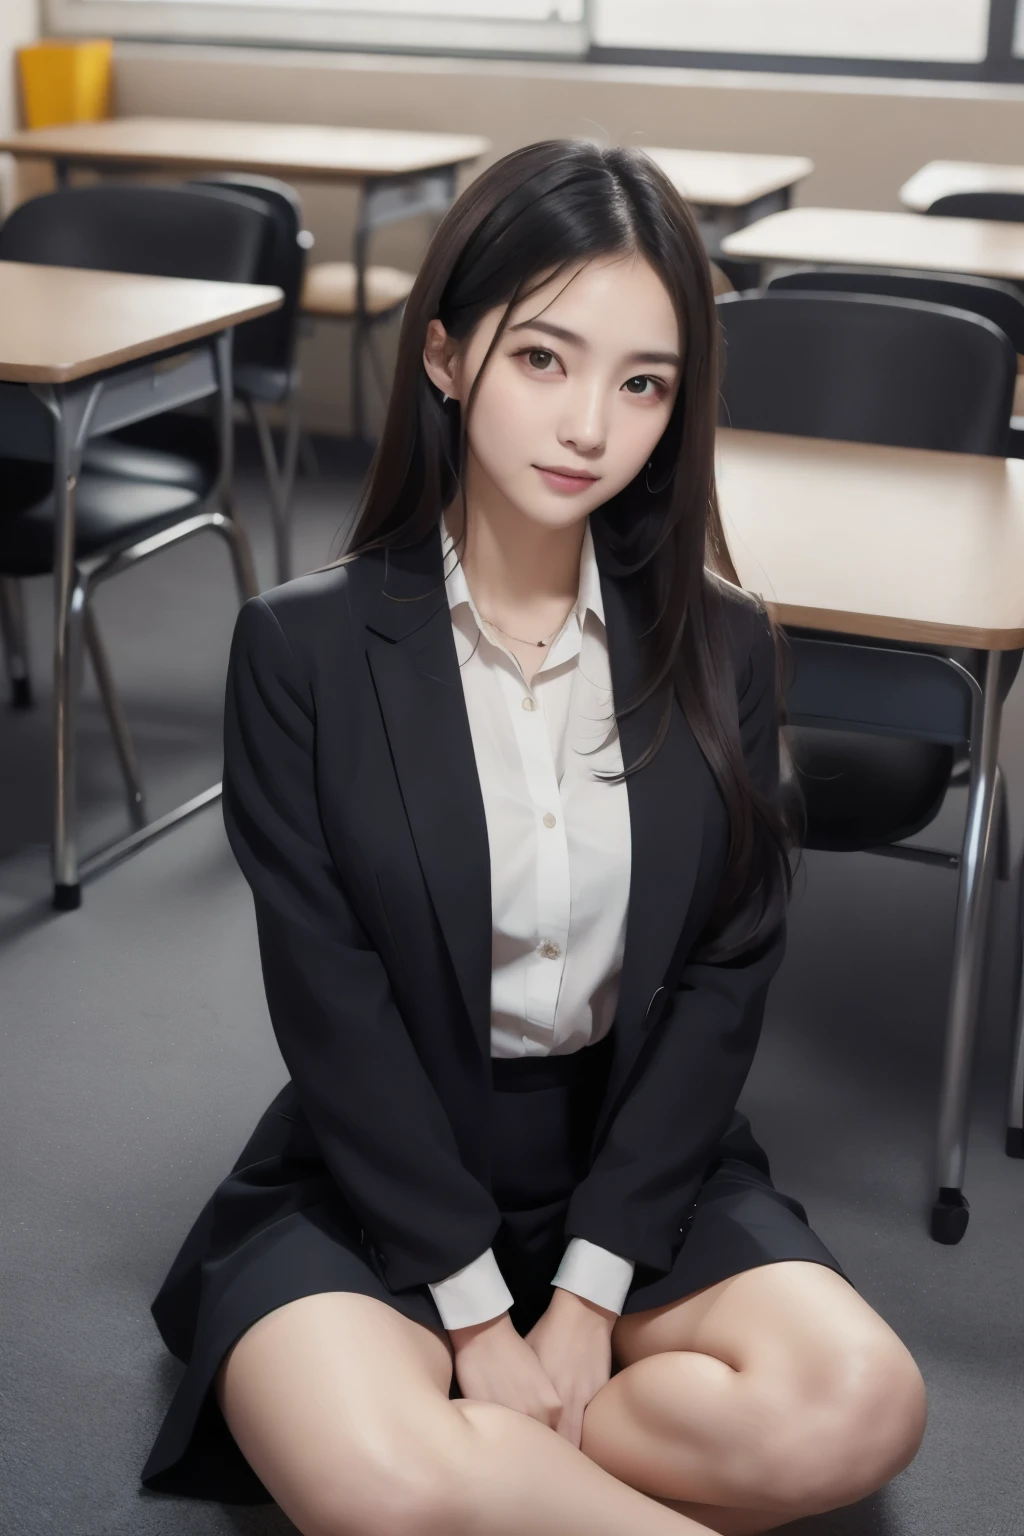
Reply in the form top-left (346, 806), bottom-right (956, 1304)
top-left (750, 1334), bottom-right (927, 1514)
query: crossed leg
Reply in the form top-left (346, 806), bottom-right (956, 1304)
top-left (214, 1262), bottom-right (925, 1536)
top-left (216, 1289), bottom-right (724, 1536)
top-left (582, 1260), bottom-right (928, 1536)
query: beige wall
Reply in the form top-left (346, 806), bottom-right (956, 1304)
top-left (111, 43), bottom-right (1024, 432)
top-left (0, 0), bottom-right (38, 211)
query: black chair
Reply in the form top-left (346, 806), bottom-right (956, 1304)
top-left (0, 182), bottom-right (270, 835)
top-left (717, 289), bottom-right (1022, 1241)
top-left (190, 175), bottom-right (312, 584)
top-left (93, 173), bottom-right (312, 587)
top-left (717, 288), bottom-right (1015, 454)
top-left (765, 266), bottom-right (1024, 455)
top-left (2, 181), bottom-right (273, 523)
top-left (87, 176), bottom-right (312, 585)
top-left (926, 191), bottom-right (1024, 223)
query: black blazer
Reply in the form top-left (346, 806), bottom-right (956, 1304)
top-left (222, 519), bottom-right (785, 1298)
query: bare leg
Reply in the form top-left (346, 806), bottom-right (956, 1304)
top-left (216, 1290), bottom-right (724, 1536)
top-left (579, 1262), bottom-right (926, 1536)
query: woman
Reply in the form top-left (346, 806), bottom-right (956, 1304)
top-left (140, 141), bottom-right (926, 1535)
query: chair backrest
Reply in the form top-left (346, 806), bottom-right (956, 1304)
top-left (926, 190), bottom-right (1024, 223)
top-left (716, 290), bottom-right (1015, 456)
top-left (765, 264), bottom-right (1024, 357)
top-left (0, 183), bottom-right (270, 284)
top-left (186, 173), bottom-right (312, 380)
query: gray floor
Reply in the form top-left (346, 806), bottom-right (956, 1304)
top-left (1, 442), bottom-right (1022, 1536)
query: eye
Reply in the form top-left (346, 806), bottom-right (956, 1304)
top-left (523, 348), bottom-right (558, 371)
top-left (623, 375), bottom-right (663, 397)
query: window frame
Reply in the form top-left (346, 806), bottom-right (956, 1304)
top-left (42, 0), bottom-right (1024, 82)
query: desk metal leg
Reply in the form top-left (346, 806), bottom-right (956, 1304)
top-left (349, 166), bottom-right (459, 445)
top-left (1007, 837), bottom-right (1024, 1158)
top-left (51, 410), bottom-right (84, 909)
top-left (931, 649), bottom-right (1005, 1241)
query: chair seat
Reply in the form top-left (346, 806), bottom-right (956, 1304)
top-left (788, 726), bottom-right (955, 852)
top-left (301, 260), bottom-right (415, 319)
top-left (0, 459), bottom-right (203, 577)
top-left (81, 413), bottom-right (218, 498)
top-left (81, 439), bottom-right (212, 497)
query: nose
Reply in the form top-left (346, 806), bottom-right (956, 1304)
top-left (557, 379), bottom-right (607, 457)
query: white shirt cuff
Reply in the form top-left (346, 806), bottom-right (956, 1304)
top-left (427, 1247), bottom-right (515, 1330)
top-left (551, 1237), bottom-right (635, 1315)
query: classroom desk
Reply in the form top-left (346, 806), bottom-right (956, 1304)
top-left (900, 160), bottom-right (1024, 213)
top-left (718, 426), bottom-right (1024, 648)
top-left (0, 117), bottom-right (491, 438)
top-left (720, 205), bottom-right (1024, 283)
top-left (642, 147), bottom-right (813, 253)
top-left (0, 260), bottom-right (283, 909)
top-left (717, 425), bottom-right (1024, 1234)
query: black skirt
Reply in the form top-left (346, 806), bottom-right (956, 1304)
top-left (140, 1031), bottom-right (848, 1506)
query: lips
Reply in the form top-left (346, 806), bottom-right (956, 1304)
top-left (534, 465), bottom-right (600, 493)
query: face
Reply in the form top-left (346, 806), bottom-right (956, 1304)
top-left (423, 252), bottom-right (683, 531)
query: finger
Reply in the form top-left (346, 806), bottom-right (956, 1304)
top-left (557, 1408), bottom-right (583, 1448)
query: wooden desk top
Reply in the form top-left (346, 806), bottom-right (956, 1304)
top-left (900, 160), bottom-right (1024, 212)
top-left (642, 147), bottom-right (813, 208)
top-left (0, 262), bottom-right (283, 385)
top-left (0, 117), bottom-right (491, 182)
top-left (716, 427), bottom-right (1024, 650)
top-left (720, 206), bottom-right (1024, 281)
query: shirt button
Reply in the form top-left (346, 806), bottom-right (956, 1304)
top-left (521, 697), bottom-right (536, 711)
top-left (539, 940), bottom-right (561, 960)
top-left (542, 812), bottom-right (556, 828)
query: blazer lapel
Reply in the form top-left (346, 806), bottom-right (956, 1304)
top-left (595, 543), bottom-right (706, 1137)
top-left (360, 528), bottom-right (494, 1066)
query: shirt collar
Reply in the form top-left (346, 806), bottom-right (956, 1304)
top-left (439, 511), bottom-right (606, 638)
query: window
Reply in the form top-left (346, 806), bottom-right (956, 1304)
top-left (593, 0), bottom-right (990, 66)
top-left (44, 0), bottom-right (587, 55)
top-left (43, 0), bottom-right (1024, 80)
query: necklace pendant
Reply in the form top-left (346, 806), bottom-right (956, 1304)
top-left (537, 639), bottom-right (546, 647)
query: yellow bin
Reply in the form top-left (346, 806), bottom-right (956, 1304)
top-left (18, 39), bottom-right (113, 129)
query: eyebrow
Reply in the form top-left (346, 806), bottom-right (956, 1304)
top-left (507, 317), bottom-right (682, 368)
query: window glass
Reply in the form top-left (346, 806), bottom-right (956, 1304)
top-left (593, 0), bottom-right (990, 64)
top-left (51, 0), bottom-right (585, 49)
top-left (89, 0), bottom-right (581, 13)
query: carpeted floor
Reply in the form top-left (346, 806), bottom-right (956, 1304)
top-left (1, 436), bottom-right (1022, 1536)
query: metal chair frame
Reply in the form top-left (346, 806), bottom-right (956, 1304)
top-left (785, 633), bottom-right (1021, 1238)
top-left (0, 331), bottom-right (257, 907)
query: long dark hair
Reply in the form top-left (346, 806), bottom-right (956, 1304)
top-left (342, 139), bottom-right (793, 940)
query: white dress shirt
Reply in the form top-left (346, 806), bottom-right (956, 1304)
top-left (427, 513), bottom-right (636, 1330)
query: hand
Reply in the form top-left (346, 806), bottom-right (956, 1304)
top-left (448, 1312), bottom-right (563, 1429)
top-left (523, 1286), bottom-right (616, 1447)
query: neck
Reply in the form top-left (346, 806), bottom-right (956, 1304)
top-left (444, 450), bottom-right (586, 627)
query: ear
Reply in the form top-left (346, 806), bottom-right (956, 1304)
top-left (422, 318), bottom-right (460, 400)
